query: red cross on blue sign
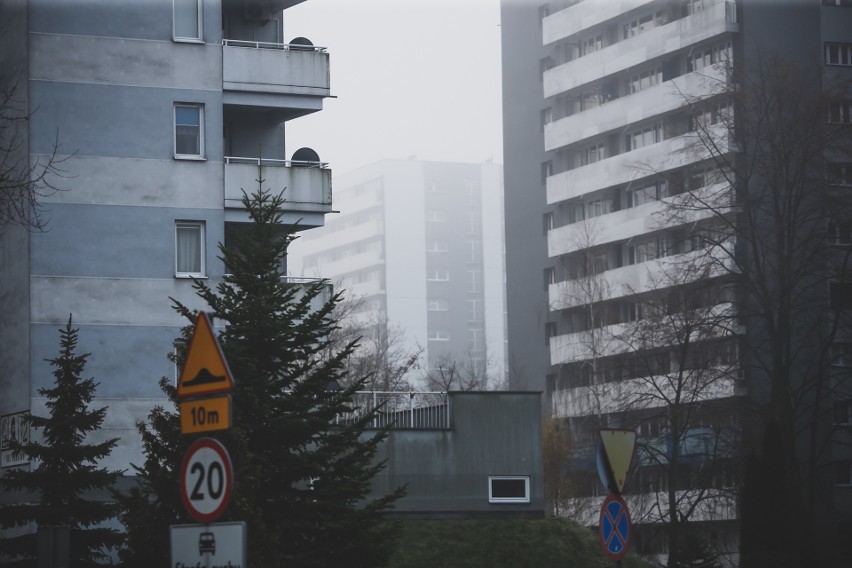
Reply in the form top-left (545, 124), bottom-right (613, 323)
top-left (599, 494), bottom-right (631, 561)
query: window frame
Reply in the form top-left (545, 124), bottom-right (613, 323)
top-left (173, 0), bottom-right (203, 43)
top-left (174, 103), bottom-right (205, 160)
top-left (175, 220), bottom-right (206, 278)
top-left (488, 476), bottom-right (531, 504)
top-left (826, 43), bottom-right (852, 66)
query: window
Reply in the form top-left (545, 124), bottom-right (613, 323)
top-left (834, 400), bottom-right (852, 424)
top-left (488, 476), bottom-right (530, 503)
top-left (583, 143), bottom-right (606, 165)
top-left (175, 221), bottom-right (205, 277)
top-left (580, 34), bottom-right (602, 56)
top-left (826, 43), bottom-right (852, 66)
top-left (465, 211), bottom-right (482, 235)
top-left (427, 269), bottom-right (450, 282)
top-left (544, 267), bottom-right (556, 290)
top-left (540, 107), bottom-right (552, 131)
top-left (543, 212), bottom-right (554, 235)
top-left (832, 343), bottom-right (852, 367)
top-left (428, 329), bottom-right (450, 342)
top-left (468, 328), bottom-right (485, 351)
top-left (828, 220), bottom-right (851, 245)
top-left (468, 299), bottom-right (483, 322)
top-left (836, 460), bottom-right (852, 486)
top-left (465, 240), bottom-right (482, 263)
top-left (829, 102), bottom-right (852, 124)
top-left (626, 124), bottom-right (662, 151)
top-left (691, 102), bottom-right (732, 130)
top-left (831, 282), bottom-right (852, 309)
top-left (625, 67), bottom-right (661, 94)
top-left (173, 0), bottom-right (202, 42)
top-left (687, 41), bottom-right (732, 72)
top-left (685, 0), bottom-right (704, 14)
top-left (467, 269), bottom-right (482, 292)
top-left (428, 298), bottom-right (449, 311)
top-left (426, 239), bottom-right (448, 253)
top-left (628, 180), bottom-right (667, 207)
top-left (174, 104), bottom-right (204, 158)
top-left (541, 161), bottom-right (553, 184)
top-left (425, 209), bottom-right (446, 223)
top-left (828, 163), bottom-right (852, 186)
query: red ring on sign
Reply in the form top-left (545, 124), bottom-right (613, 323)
top-left (179, 437), bottom-right (234, 523)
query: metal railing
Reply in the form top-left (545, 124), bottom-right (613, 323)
top-left (338, 391), bottom-right (450, 430)
top-left (222, 39), bottom-right (327, 52)
top-left (224, 156), bottom-right (329, 169)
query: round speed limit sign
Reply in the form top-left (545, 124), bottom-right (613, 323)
top-left (180, 437), bottom-right (233, 523)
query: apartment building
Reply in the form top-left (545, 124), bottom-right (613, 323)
top-left (502, 0), bottom-right (852, 563)
top-left (292, 159), bottom-right (506, 390)
top-left (0, 0), bottom-right (332, 472)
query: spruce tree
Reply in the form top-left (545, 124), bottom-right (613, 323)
top-left (0, 316), bottom-right (122, 567)
top-left (121, 186), bottom-right (404, 567)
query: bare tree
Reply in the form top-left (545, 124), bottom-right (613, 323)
top-left (424, 350), bottom-right (499, 392)
top-left (550, 214), bottom-right (619, 418)
top-left (616, 267), bottom-right (741, 568)
top-left (324, 294), bottom-right (422, 391)
top-left (0, 3), bottom-right (70, 232)
top-left (665, 47), bottom-right (852, 566)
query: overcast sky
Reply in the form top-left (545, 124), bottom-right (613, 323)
top-left (284, 0), bottom-right (504, 174)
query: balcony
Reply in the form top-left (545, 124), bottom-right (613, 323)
top-left (543, 0), bottom-right (736, 98)
top-left (549, 243), bottom-right (736, 311)
top-left (549, 303), bottom-right (738, 365)
top-left (546, 124), bottom-right (734, 204)
top-left (542, 0), bottom-right (655, 46)
top-left (552, 373), bottom-right (740, 418)
top-left (222, 40), bottom-right (330, 114)
top-left (548, 182), bottom-right (731, 257)
top-left (545, 65), bottom-right (727, 152)
top-left (224, 157), bottom-right (332, 228)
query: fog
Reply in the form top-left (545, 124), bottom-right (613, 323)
top-left (284, 0), bottom-right (504, 175)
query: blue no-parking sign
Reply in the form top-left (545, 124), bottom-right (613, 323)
top-left (599, 494), bottom-right (631, 561)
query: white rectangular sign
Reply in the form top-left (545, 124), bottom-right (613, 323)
top-left (170, 522), bottom-right (246, 568)
top-left (1, 412), bottom-right (30, 468)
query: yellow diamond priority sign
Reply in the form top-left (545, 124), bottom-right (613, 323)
top-left (177, 312), bottom-right (235, 399)
top-left (599, 429), bottom-right (636, 495)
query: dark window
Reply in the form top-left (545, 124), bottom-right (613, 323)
top-left (489, 476), bottom-right (530, 503)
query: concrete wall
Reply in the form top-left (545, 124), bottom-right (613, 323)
top-left (500, 0), bottom-right (553, 403)
top-left (369, 391), bottom-right (544, 518)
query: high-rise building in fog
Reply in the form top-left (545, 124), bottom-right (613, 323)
top-left (293, 160), bottom-right (507, 389)
top-left (0, 0), bottom-right (333, 471)
top-left (502, 0), bottom-right (852, 563)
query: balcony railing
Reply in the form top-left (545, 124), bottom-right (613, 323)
top-left (336, 391), bottom-right (450, 430)
top-left (222, 40), bottom-right (330, 98)
top-left (224, 156), bottom-right (332, 214)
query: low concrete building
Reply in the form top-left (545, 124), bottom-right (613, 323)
top-left (364, 391), bottom-right (544, 519)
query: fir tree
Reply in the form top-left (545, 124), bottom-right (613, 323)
top-left (120, 185), bottom-right (404, 567)
top-left (0, 316), bottom-right (122, 567)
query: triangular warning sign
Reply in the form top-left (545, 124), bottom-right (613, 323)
top-left (177, 312), bottom-right (235, 399)
top-left (600, 429), bottom-right (636, 495)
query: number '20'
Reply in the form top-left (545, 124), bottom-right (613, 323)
top-left (190, 461), bottom-right (224, 501)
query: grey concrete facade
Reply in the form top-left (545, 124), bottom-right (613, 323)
top-left (501, 0), bottom-right (852, 563)
top-left (367, 391), bottom-right (545, 518)
top-left (0, 0), bottom-right (332, 472)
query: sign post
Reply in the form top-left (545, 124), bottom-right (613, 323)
top-left (597, 428), bottom-right (636, 565)
top-left (171, 312), bottom-right (246, 565)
